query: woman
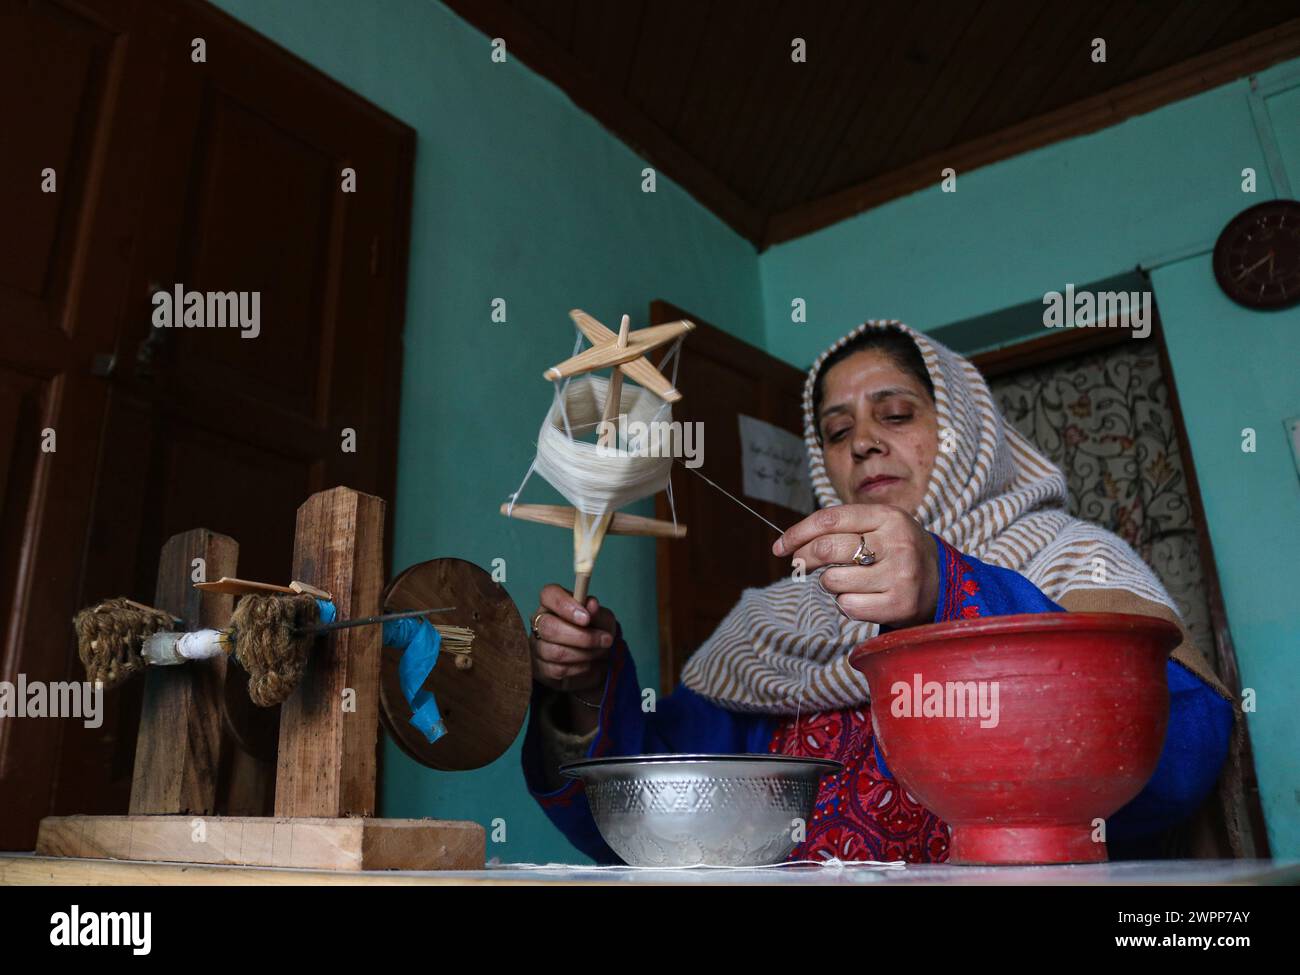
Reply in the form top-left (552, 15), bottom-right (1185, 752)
top-left (521, 320), bottom-right (1240, 863)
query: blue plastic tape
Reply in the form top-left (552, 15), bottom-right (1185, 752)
top-left (385, 617), bottom-right (446, 744)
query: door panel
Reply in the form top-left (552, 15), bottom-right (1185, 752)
top-left (2, 0), bottom-right (414, 846)
top-left (0, 0), bottom-right (167, 849)
top-left (651, 300), bottom-right (808, 691)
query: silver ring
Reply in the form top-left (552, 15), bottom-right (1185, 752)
top-left (851, 534), bottom-right (877, 566)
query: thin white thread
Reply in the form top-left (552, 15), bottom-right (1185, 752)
top-left (675, 460), bottom-right (786, 536)
top-left (646, 336), bottom-right (684, 429)
top-left (651, 336), bottom-right (686, 531)
top-left (792, 576), bottom-right (815, 740)
top-left (489, 857), bottom-right (905, 872)
top-left (554, 330), bottom-right (584, 443)
top-left (671, 455), bottom-right (874, 636)
top-left (506, 455), bottom-right (538, 518)
top-left (554, 378), bottom-right (574, 442)
top-left (662, 335), bottom-right (684, 387)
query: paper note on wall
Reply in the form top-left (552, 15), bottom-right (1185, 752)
top-left (737, 414), bottom-right (814, 515)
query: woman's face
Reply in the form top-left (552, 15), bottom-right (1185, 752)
top-left (816, 349), bottom-right (939, 515)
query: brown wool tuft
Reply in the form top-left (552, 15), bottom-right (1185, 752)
top-left (73, 598), bottom-right (173, 688)
top-left (229, 593), bottom-right (319, 706)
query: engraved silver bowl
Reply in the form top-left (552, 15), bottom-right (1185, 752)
top-left (560, 753), bottom-right (843, 867)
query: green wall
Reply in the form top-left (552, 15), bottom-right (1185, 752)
top-left (213, 0), bottom-right (1298, 861)
top-left (210, 0), bottom-right (761, 864)
top-left (759, 59), bottom-right (1300, 857)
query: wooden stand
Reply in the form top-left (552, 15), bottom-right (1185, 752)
top-left (130, 528), bottom-right (238, 816)
top-left (36, 815), bottom-right (481, 871)
top-left (276, 487), bottom-right (385, 818)
top-left (35, 486), bottom-right (485, 871)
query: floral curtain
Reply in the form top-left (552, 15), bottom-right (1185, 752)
top-left (988, 343), bottom-right (1220, 676)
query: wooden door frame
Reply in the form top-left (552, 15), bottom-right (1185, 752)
top-left (970, 296), bottom-right (1269, 857)
top-left (649, 299), bottom-right (806, 695)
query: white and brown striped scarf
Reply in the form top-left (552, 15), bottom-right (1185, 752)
top-left (680, 319), bottom-right (1185, 714)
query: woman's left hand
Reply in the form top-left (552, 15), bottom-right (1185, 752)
top-left (772, 504), bottom-right (940, 626)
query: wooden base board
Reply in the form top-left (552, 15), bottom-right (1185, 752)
top-left (35, 815), bottom-right (484, 871)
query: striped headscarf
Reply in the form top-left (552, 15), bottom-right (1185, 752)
top-left (680, 319), bottom-right (1187, 714)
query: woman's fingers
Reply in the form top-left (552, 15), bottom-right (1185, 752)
top-left (832, 583), bottom-right (931, 625)
top-left (534, 610), bottom-right (613, 651)
top-left (533, 648), bottom-right (601, 672)
top-left (530, 585), bottom-right (619, 692)
top-left (818, 564), bottom-right (887, 595)
top-left (540, 583), bottom-right (591, 626)
top-left (789, 532), bottom-right (882, 572)
top-left (538, 586), bottom-right (618, 635)
top-left (588, 605), bottom-right (618, 636)
top-left (531, 632), bottom-right (607, 687)
top-left (831, 592), bottom-right (894, 622)
top-left (772, 504), bottom-right (889, 558)
top-left (767, 506), bottom-right (938, 627)
top-left (532, 637), bottom-right (609, 665)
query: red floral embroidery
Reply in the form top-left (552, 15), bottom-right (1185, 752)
top-left (936, 537), bottom-right (982, 622)
top-left (769, 707), bottom-right (950, 863)
top-left (762, 539), bottom-right (994, 862)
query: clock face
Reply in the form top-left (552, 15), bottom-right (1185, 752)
top-left (1213, 200), bottom-right (1300, 310)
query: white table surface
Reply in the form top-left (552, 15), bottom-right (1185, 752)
top-left (2, 853), bottom-right (1296, 885)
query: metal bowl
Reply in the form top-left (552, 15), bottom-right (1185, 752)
top-left (560, 753), bottom-right (842, 867)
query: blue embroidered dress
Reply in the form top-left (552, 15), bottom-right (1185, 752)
top-left (521, 535), bottom-right (1234, 864)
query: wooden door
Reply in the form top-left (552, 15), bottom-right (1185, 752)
top-left (1, 0), bottom-right (415, 848)
top-left (651, 300), bottom-right (808, 692)
top-left (0, 0), bottom-right (171, 850)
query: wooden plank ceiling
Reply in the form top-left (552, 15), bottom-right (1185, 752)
top-left (445, 1), bottom-right (1300, 249)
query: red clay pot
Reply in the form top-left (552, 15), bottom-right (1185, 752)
top-left (849, 612), bottom-right (1181, 865)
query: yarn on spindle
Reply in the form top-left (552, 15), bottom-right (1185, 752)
top-left (73, 597), bottom-right (175, 688)
top-left (532, 373), bottom-right (674, 516)
top-left (228, 592), bottom-right (319, 707)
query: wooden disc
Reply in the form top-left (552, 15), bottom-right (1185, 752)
top-left (380, 558), bottom-right (531, 771)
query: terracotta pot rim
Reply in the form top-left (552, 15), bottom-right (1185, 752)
top-left (850, 610), bottom-right (1181, 664)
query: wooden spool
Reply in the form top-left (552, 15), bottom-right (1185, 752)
top-left (379, 558), bottom-right (531, 771)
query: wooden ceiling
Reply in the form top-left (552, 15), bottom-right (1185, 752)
top-left (445, 1), bottom-right (1300, 249)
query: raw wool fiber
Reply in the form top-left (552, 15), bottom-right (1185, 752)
top-left (229, 593), bottom-right (319, 706)
top-left (73, 597), bottom-right (174, 688)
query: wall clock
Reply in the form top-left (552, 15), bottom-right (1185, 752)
top-left (1212, 199), bottom-right (1300, 310)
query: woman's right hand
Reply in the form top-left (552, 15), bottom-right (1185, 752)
top-left (530, 583), bottom-right (618, 694)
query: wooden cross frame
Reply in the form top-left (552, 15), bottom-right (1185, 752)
top-left (501, 310), bottom-right (694, 602)
top-left (36, 486), bottom-right (482, 871)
